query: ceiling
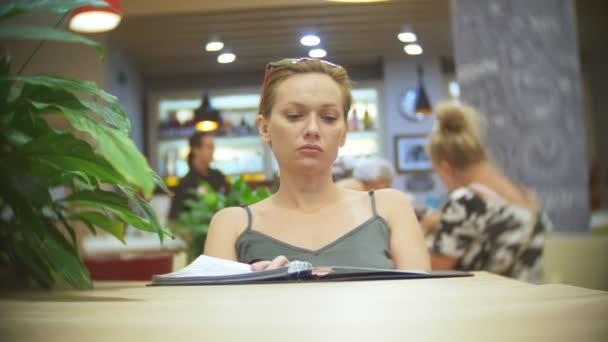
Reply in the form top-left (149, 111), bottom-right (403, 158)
top-left (108, 0), bottom-right (606, 80)
top-left (109, 0), bottom-right (452, 78)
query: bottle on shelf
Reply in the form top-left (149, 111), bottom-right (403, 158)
top-left (165, 149), bottom-right (177, 177)
top-left (238, 114), bottom-right (249, 135)
top-left (221, 110), bottom-right (234, 136)
top-left (349, 108), bottom-right (360, 131)
top-left (362, 105), bottom-right (373, 131)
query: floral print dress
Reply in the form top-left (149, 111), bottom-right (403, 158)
top-left (432, 183), bottom-right (551, 283)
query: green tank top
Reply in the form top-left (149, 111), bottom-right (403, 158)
top-left (236, 191), bottom-right (395, 269)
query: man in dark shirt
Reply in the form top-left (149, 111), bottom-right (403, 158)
top-left (168, 132), bottom-right (230, 220)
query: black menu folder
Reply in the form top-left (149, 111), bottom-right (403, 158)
top-left (149, 255), bottom-right (472, 286)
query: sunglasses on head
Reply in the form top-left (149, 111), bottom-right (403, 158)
top-left (260, 58), bottom-right (343, 111)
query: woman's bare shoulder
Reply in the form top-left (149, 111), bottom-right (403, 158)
top-left (247, 195), bottom-right (274, 209)
top-left (374, 188), bottom-right (412, 204)
top-left (210, 206), bottom-right (249, 235)
top-left (335, 178), bottom-right (366, 191)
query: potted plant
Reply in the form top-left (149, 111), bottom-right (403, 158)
top-left (174, 178), bottom-right (270, 262)
top-left (0, 0), bottom-right (171, 289)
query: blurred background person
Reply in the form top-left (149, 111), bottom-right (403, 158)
top-left (336, 157), bottom-right (440, 233)
top-left (169, 131), bottom-right (230, 220)
top-left (336, 157), bottom-right (395, 191)
top-left (426, 102), bottom-right (552, 283)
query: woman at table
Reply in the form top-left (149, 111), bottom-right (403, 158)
top-left (426, 102), bottom-right (551, 283)
top-left (204, 58), bottom-right (430, 271)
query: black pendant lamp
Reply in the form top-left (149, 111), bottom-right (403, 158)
top-left (413, 66), bottom-right (432, 117)
top-left (194, 93), bottom-right (221, 132)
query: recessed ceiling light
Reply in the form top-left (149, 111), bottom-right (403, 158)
top-left (404, 44), bottom-right (423, 55)
top-left (205, 40), bottom-right (224, 52)
top-left (308, 48), bottom-right (327, 58)
top-left (218, 53), bottom-right (236, 63)
top-left (398, 31), bottom-right (417, 43)
top-left (300, 35), bottom-right (321, 46)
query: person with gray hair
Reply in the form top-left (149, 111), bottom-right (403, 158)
top-left (337, 156), bottom-right (441, 234)
top-left (336, 157), bottom-right (396, 191)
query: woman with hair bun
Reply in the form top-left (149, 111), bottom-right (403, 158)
top-left (427, 102), bottom-right (551, 283)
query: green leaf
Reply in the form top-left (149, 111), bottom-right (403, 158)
top-left (81, 100), bottom-right (130, 133)
top-left (33, 105), bottom-right (155, 197)
top-left (1, 127), bottom-right (31, 145)
top-left (0, 160), bottom-right (53, 208)
top-left (12, 235), bottom-right (54, 289)
top-left (40, 224), bottom-right (92, 289)
top-left (67, 112), bottom-right (154, 196)
top-left (118, 185), bottom-right (173, 242)
top-left (152, 171), bottom-right (171, 194)
top-left (13, 132), bottom-right (127, 185)
top-left (1, 111), bottom-right (55, 147)
top-left (61, 190), bottom-right (160, 235)
top-left (0, 0), bottom-right (109, 21)
top-left (0, 52), bottom-right (10, 106)
top-left (69, 211), bottom-right (125, 243)
top-left (9, 75), bottom-right (116, 103)
top-left (0, 26), bottom-right (104, 59)
top-left (20, 83), bottom-right (86, 110)
top-left (62, 188), bottom-right (128, 208)
top-left (9, 211), bottom-right (92, 289)
top-left (0, 51), bottom-right (9, 76)
top-left (54, 206), bottom-right (77, 246)
top-left (15, 83), bottom-right (130, 133)
top-left (17, 84), bottom-right (130, 133)
top-left (255, 187), bottom-right (271, 199)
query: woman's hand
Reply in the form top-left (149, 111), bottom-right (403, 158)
top-left (250, 255), bottom-right (290, 271)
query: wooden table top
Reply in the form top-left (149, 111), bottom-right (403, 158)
top-left (1, 272), bottom-right (607, 342)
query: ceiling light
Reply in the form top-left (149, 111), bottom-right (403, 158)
top-left (404, 44), bottom-right (423, 55)
top-left (398, 32), bottom-right (417, 43)
top-left (449, 81), bottom-right (461, 99)
top-left (308, 48), bottom-right (327, 58)
top-left (69, 0), bottom-right (121, 33)
top-left (205, 40), bottom-right (224, 52)
top-left (218, 53), bottom-right (236, 64)
top-left (300, 35), bottom-right (321, 46)
top-left (194, 94), bottom-right (221, 132)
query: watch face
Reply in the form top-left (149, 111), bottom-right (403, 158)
top-left (400, 90), bottom-right (429, 122)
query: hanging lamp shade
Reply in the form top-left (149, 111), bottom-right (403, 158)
top-left (413, 66), bottom-right (432, 117)
top-left (69, 0), bottom-right (122, 33)
top-left (194, 94), bottom-right (221, 132)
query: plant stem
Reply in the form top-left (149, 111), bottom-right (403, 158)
top-left (16, 11), bottom-right (70, 76)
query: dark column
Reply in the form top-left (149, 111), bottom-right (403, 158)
top-left (450, 0), bottom-right (589, 231)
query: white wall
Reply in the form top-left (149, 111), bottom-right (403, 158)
top-left (106, 46), bottom-right (145, 153)
top-left (382, 57), bottom-right (447, 207)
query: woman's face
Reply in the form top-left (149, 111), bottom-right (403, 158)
top-left (257, 72), bottom-right (347, 173)
top-left (192, 135), bottom-right (215, 169)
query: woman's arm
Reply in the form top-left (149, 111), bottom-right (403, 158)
top-left (377, 189), bottom-right (431, 271)
top-left (203, 207), bottom-right (245, 261)
top-left (430, 253), bottom-right (459, 270)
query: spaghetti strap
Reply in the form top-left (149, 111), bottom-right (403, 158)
top-left (368, 190), bottom-right (378, 216)
top-left (240, 204), bottom-right (252, 230)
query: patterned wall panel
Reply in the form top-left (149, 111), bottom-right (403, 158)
top-left (450, 0), bottom-right (589, 231)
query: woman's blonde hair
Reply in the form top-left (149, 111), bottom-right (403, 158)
top-left (258, 58), bottom-right (353, 121)
top-left (425, 101), bottom-right (487, 169)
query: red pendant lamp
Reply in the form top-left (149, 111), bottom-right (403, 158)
top-left (69, 0), bottom-right (122, 33)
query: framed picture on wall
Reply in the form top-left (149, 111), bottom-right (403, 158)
top-left (394, 135), bottom-right (433, 173)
